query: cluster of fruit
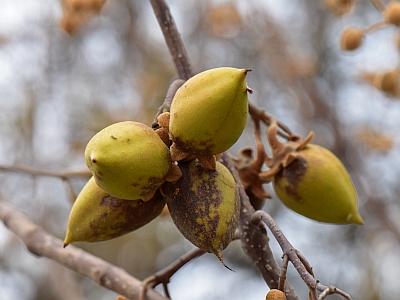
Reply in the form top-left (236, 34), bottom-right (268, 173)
top-left (340, 1), bottom-right (400, 52)
top-left (64, 66), bottom-right (363, 267)
top-left (64, 67), bottom-right (250, 266)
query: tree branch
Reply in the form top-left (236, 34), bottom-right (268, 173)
top-left (252, 210), bottom-right (353, 300)
top-left (221, 153), bottom-right (299, 300)
top-left (149, 0), bottom-right (194, 80)
top-left (0, 201), bottom-right (168, 300)
top-left (149, 1), bottom-right (299, 298)
top-left (0, 165), bottom-right (91, 179)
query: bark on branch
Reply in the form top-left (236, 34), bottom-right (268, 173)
top-left (0, 201), bottom-right (168, 300)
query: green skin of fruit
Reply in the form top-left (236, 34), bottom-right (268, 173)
top-left (273, 144), bottom-right (363, 225)
top-left (169, 67), bottom-right (249, 155)
top-left (165, 160), bottom-right (240, 261)
top-left (85, 121), bottom-right (171, 200)
top-left (64, 177), bottom-right (166, 245)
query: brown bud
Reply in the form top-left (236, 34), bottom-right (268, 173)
top-left (340, 27), bottom-right (364, 51)
top-left (385, 1), bottom-right (400, 26)
top-left (60, 12), bottom-right (81, 34)
top-left (157, 112), bottom-right (170, 129)
top-left (266, 289), bottom-right (287, 300)
top-left (373, 70), bottom-right (399, 95)
top-left (324, 0), bottom-right (354, 16)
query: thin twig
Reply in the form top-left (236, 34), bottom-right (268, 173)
top-left (0, 201), bottom-right (168, 300)
top-left (220, 153), bottom-right (299, 300)
top-left (248, 103), bottom-right (292, 140)
top-left (141, 247), bottom-right (205, 300)
top-left (362, 20), bottom-right (387, 34)
top-left (62, 178), bottom-right (78, 204)
top-left (0, 165), bottom-right (91, 179)
top-left (149, 0), bottom-right (194, 80)
top-left (152, 79), bottom-right (185, 128)
top-left (141, 231), bottom-right (242, 299)
top-left (370, 0), bottom-right (386, 11)
top-left (252, 210), bottom-right (353, 300)
top-left (278, 254), bottom-right (289, 292)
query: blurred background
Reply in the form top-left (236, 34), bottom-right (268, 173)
top-left (0, 0), bottom-right (400, 299)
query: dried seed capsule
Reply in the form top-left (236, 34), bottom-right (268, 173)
top-left (385, 1), bottom-right (400, 26)
top-left (64, 177), bottom-right (166, 245)
top-left (165, 160), bottom-right (240, 266)
top-left (169, 67), bottom-right (250, 155)
top-left (266, 289), bottom-right (287, 300)
top-left (273, 144), bottom-right (363, 224)
top-left (85, 121), bottom-right (171, 200)
top-left (340, 27), bottom-right (364, 51)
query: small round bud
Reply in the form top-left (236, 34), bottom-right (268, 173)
top-left (373, 70), bottom-right (399, 95)
top-left (324, 0), bottom-right (354, 16)
top-left (266, 289), bottom-right (287, 300)
top-left (385, 1), bottom-right (400, 26)
top-left (340, 27), bottom-right (364, 51)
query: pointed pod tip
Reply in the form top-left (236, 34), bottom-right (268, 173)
top-left (215, 251), bottom-right (235, 272)
top-left (349, 213), bottom-right (364, 225)
top-left (243, 68), bottom-right (252, 74)
top-left (63, 242), bottom-right (69, 248)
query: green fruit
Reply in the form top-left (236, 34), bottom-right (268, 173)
top-left (169, 67), bottom-right (249, 155)
top-left (85, 121), bottom-right (171, 200)
top-left (273, 144), bottom-right (363, 224)
top-left (165, 160), bottom-right (240, 265)
top-left (64, 177), bottom-right (166, 245)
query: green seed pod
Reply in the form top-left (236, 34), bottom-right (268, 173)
top-left (169, 67), bottom-right (249, 155)
top-left (273, 144), bottom-right (363, 225)
top-left (85, 121), bottom-right (171, 200)
top-left (64, 177), bottom-right (166, 246)
top-left (165, 160), bottom-right (240, 265)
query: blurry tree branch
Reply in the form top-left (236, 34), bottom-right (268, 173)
top-left (0, 201), bottom-right (168, 300)
top-left (0, 165), bottom-right (91, 179)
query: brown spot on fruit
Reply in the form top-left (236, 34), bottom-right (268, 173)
top-left (64, 178), bottom-right (167, 244)
top-left (165, 160), bottom-right (239, 266)
top-left (277, 156), bottom-right (307, 187)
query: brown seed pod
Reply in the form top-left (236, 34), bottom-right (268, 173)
top-left (385, 1), bottom-right (400, 26)
top-left (266, 289), bottom-right (287, 300)
top-left (340, 27), bottom-right (364, 51)
top-left (165, 160), bottom-right (240, 267)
